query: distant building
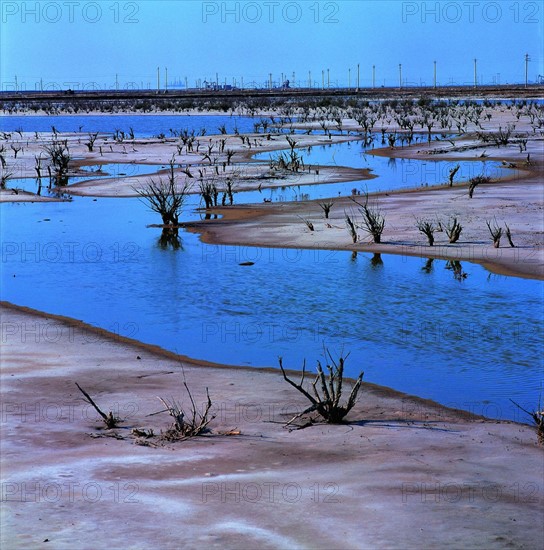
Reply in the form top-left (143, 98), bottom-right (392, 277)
top-left (202, 81), bottom-right (237, 91)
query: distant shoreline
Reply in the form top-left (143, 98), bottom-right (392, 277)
top-left (2, 84), bottom-right (543, 101)
top-left (2, 86), bottom-right (543, 118)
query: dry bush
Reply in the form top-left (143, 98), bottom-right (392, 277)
top-left (448, 164), bottom-right (460, 186)
top-left (86, 132), bottom-right (99, 152)
top-left (298, 216), bottom-right (314, 231)
top-left (486, 218), bottom-right (502, 248)
top-left (157, 382), bottom-right (215, 441)
top-left (279, 349), bottom-right (364, 425)
top-left (445, 217), bottom-right (463, 243)
top-left (134, 160), bottom-right (190, 225)
top-left (44, 140), bottom-right (71, 186)
top-left (510, 398), bottom-right (544, 445)
top-left (319, 201), bottom-right (334, 219)
top-left (416, 218), bottom-right (437, 246)
top-left (0, 168), bottom-right (13, 189)
top-left (468, 175), bottom-right (491, 198)
top-left (350, 195), bottom-right (385, 243)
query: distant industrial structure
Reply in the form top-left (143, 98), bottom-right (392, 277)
top-left (202, 81), bottom-right (236, 92)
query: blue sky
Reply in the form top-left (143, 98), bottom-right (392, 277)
top-left (1, 0), bottom-right (543, 90)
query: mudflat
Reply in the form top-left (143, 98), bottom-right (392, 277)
top-left (1, 303), bottom-right (542, 549)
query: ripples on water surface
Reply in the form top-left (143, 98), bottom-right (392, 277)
top-left (0, 115), bottom-right (542, 422)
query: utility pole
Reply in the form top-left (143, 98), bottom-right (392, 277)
top-left (165, 67), bottom-right (168, 91)
top-left (322, 70), bottom-right (324, 90)
top-left (185, 76), bottom-right (188, 90)
top-left (216, 72), bottom-right (219, 89)
top-left (399, 64), bottom-right (402, 88)
top-left (327, 68), bottom-right (330, 88)
top-left (372, 65), bottom-right (375, 88)
top-left (308, 70), bottom-right (311, 89)
top-left (348, 68), bottom-right (351, 89)
top-left (433, 61), bottom-right (437, 89)
top-left (269, 73), bottom-right (272, 89)
top-left (115, 73), bottom-right (119, 91)
top-left (357, 63), bottom-right (360, 91)
top-left (525, 53), bottom-right (530, 88)
top-left (157, 67), bottom-right (160, 92)
top-left (473, 59), bottom-right (477, 88)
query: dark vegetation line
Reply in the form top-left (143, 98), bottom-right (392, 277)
top-left (2, 85), bottom-right (543, 115)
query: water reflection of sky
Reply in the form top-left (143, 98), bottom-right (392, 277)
top-left (1, 115), bottom-right (542, 423)
top-left (1, 196), bottom-right (542, 423)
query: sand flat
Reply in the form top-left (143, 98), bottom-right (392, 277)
top-left (2, 102), bottom-right (543, 548)
top-left (1, 302), bottom-right (542, 549)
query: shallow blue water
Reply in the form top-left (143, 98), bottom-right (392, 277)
top-left (0, 114), bottom-right (257, 137)
top-left (1, 196), bottom-right (542, 422)
top-left (254, 137), bottom-right (507, 193)
top-left (9, 138), bottom-right (504, 202)
top-left (8, 162), bottom-right (168, 194)
top-left (1, 115), bottom-right (542, 423)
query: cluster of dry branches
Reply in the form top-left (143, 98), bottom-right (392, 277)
top-left (134, 160), bottom-right (191, 226)
top-left (156, 383), bottom-right (215, 441)
top-left (76, 376), bottom-right (215, 443)
top-left (279, 349), bottom-right (363, 425)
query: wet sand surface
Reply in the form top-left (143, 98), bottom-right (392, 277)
top-left (1, 303), bottom-right (543, 549)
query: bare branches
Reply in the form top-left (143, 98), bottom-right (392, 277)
top-left (11, 144), bottom-right (22, 159)
top-left (279, 349), bottom-right (364, 425)
top-left (448, 164), bottom-right (460, 186)
top-left (75, 383), bottom-right (119, 428)
top-left (85, 132), bottom-right (99, 152)
top-left (134, 160), bottom-right (190, 225)
top-left (77, 376), bottom-right (217, 444)
top-left (223, 177), bottom-right (235, 205)
top-left (445, 217), bottom-right (463, 243)
top-left (415, 218), bottom-right (437, 246)
top-left (43, 140), bottom-right (71, 186)
top-left (345, 213), bottom-right (358, 243)
top-left (134, 160), bottom-right (190, 249)
top-left (199, 178), bottom-right (219, 209)
top-left (298, 216), bottom-right (314, 231)
top-left (486, 218), bottom-right (503, 248)
top-left (225, 149), bottom-right (235, 165)
top-left (505, 224), bottom-right (515, 247)
top-left (34, 153), bottom-right (44, 179)
top-left (350, 195), bottom-right (385, 243)
top-left (491, 123), bottom-right (515, 147)
top-left (319, 201), bottom-right (334, 219)
top-left (510, 398), bottom-right (544, 445)
top-left (0, 168), bottom-right (13, 190)
top-left (286, 136), bottom-right (297, 150)
top-left (269, 150), bottom-right (303, 172)
top-left (157, 383), bottom-right (215, 441)
top-left (468, 174), bottom-right (491, 198)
